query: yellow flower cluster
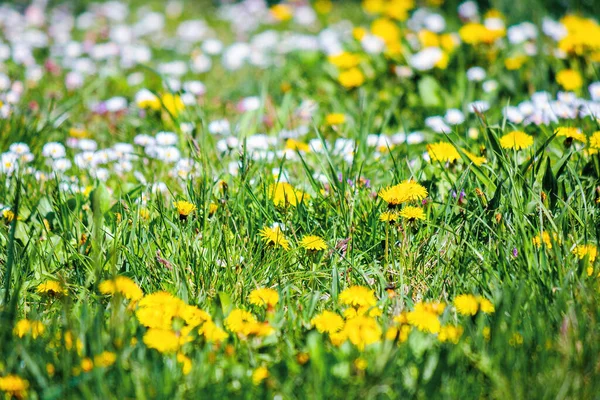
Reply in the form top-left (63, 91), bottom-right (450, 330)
top-left (454, 294), bottom-right (495, 316)
top-left (99, 276), bottom-right (143, 301)
top-left (427, 142), bottom-right (487, 166)
top-left (225, 309), bottom-right (275, 338)
top-left (558, 15), bottom-right (600, 57)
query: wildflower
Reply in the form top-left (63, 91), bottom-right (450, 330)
top-left (0, 375), bottom-right (29, 398)
top-left (174, 200), bottom-right (196, 220)
top-left (343, 316), bottom-right (382, 350)
top-left (225, 309), bottom-right (257, 333)
top-left (499, 131), bottom-right (534, 150)
top-left (270, 4), bottom-right (292, 21)
top-left (285, 139), bottom-right (310, 152)
top-left (200, 320), bottom-right (228, 342)
top-left (477, 297), bottom-right (495, 314)
top-left (241, 321), bottom-right (275, 337)
top-left (300, 235), bottom-right (327, 251)
top-left (177, 353), bottom-right (192, 375)
top-left (2, 209), bottom-right (15, 222)
top-left (136, 292), bottom-right (188, 329)
top-left (311, 311), bottom-right (344, 333)
top-left (328, 52), bottom-right (360, 69)
top-left (338, 68), bottom-right (365, 88)
top-left (259, 226), bottom-right (290, 250)
top-left (99, 276), bottom-right (143, 301)
top-left (37, 280), bottom-right (67, 296)
top-left (249, 288), bottom-right (279, 308)
top-left (252, 366), bottom-right (269, 385)
top-left (589, 131), bottom-right (600, 149)
top-left (509, 332), bottom-right (524, 346)
top-left (556, 69), bottom-right (583, 91)
top-left (573, 244), bottom-right (598, 276)
top-left (343, 306), bottom-right (382, 319)
top-left (379, 211), bottom-right (399, 222)
top-left (143, 329), bottom-right (184, 353)
top-left (399, 206), bottom-right (425, 221)
top-left (379, 180), bottom-right (428, 206)
top-left (532, 231), bottom-right (560, 249)
top-left (407, 303), bottom-right (441, 333)
top-left (94, 351), bottom-right (117, 368)
top-left (427, 142), bottom-right (460, 163)
top-left (339, 286), bottom-right (377, 308)
top-left (161, 93), bottom-right (185, 116)
top-left (555, 127), bottom-right (586, 143)
top-left (14, 319), bottom-right (44, 338)
top-left (81, 358), bottom-right (94, 372)
top-left (269, 182), bottom-right (309, 207)
top-left (438, 325), bottom-right (463, 343)
top-left (325, 113), bottom-right (346, 125)
top-left (454, 294), bottom-right (479, 316)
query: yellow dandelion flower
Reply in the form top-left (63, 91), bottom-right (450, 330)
top-left (379, 211), bottom-right (399, 222)
top-left (200, 320), bottom-right (228, 343)
top-left (81, 358), bottom-right (94, 373)
top-left (328, 52), bottom-right (361, 69)
top-left (177, 353), bottom-right (192, 375)
top-left (285, 139), bottom-right (310, 152)
top-left (532, 231), bottom-right (560, 249)
top-left (311, 311), bottom-right (344, 334)
top-left (555, 127), bottom-right (587, 143)
top-left (438, 325), bottom-right (463, 344)
top-left (556, 69), bottom-right (583, 91)
top-left (573, 244), bottom-right (598, 271)
top-left (378, 180), bottom-right (428, 206)
top-left (343, 316), bottom-right (382, 350)
top-left (499, 131), bottom-right (534, 150)
top-left (339, 286), bottom-right (377, 308)
top-left (589, 131), bottom-right (600, 149)
top-left (94, 351), bottom-right (117, 368)
top-left (270, 4), bottom-right (292, 21)
top-left (249, 288), bottom-right (279, 308)
top-left (99, 276), bottom-right (143, 301)
top-left (252, 366), bottom-right (269, 385)
top-left (477, 297), bottom-right (495, 314)
top-left (300, 235), bottom-right (327, 251)
top-left (143, 329), bottom-right (183, 353)
top-left (161, 93), bottom-right (185, 117)
top-left (399, 206), bottom-right (426, 221)
top-left (427, 142), bottom-right (460, 163)
top-left (325, 113), bottom-right (346, 125)
top-left (14, 319), bottom-right (44, 339)
top-left (454, 294), bottom-right (479, 316)
top-left (406, 303), bottom-right (441, 333)
top-left (259, 226), bottom-right (290, 250)
top-left (0, 375), bottom-right (29, 398)
top-left (269, 182), bottom-right (309, 207)
top-left (37, 280), bottom-right (67, 296)
top-left (225, 309), bottom-right (257, 333)
top-left (174, 201), bottom-right (196, 219)
top-left (338, 68), bottom-right (365, 88)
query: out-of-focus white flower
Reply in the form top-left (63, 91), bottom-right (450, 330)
top-left (42, 142), bottom-right (66, 159)
top-left (177, 20), bottom-right (208, 42)
top-left (105, 97), bottom-right (128, 112)
top-left (222, 42), bottom-right (251, 70)
top-left (202, 39), bottom-right (223, 55)
top-left (53, 158), bottom-right (72, 172)
top-left (134, 134), bottom-right (155, 147)
top-left (504, 106), bottom-right (524, 124)
top-left (294, 6), bottom-right (316, 26)
top-left (424, 14), bottom-right (446, 33)
top-left (209, 119), bottom-right (231, 135)
top-left (156, 131), bottom-right (178, 146)
top-left (542, 18), bottom-right (567, 41)
top-left (239, 96), bottom-right (261, 112)
top-left (191, 53), bottom-right (212, 73)
top-left (469, 100), bottom-right (490, 113)
top-left (409, 47), bottom-right (443, 71)
top-left (444, 109), bottom-right (465, 125)
top-left (394, 66), bottom-right (413, 78)
top-left (458, 1), bottom-right (478, 20)
top-left (9, 143), bottom-right (30, 155)
top-left (483, 80), bottom-right (498, 93)
top-left (466, 66), bottom-right (486, 82)
top-left (425, 116), bottom-right (451, 133)
top-left (588, 82), bottom-right (600, 101)
top-left (407, 132), bottom-right (425, 144)
top-left (361, 34), bottom-right (385, 54)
